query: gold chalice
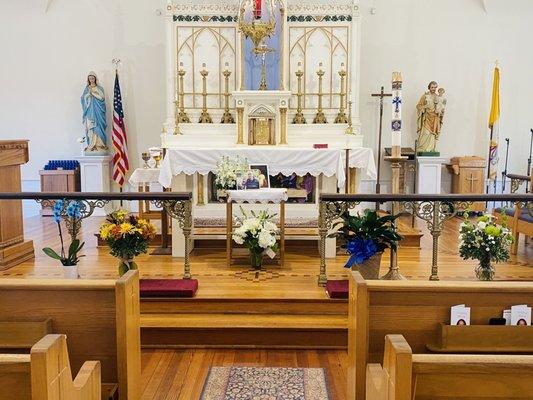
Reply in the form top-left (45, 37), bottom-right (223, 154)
top-left (153, 154), bottom-right (162, 169)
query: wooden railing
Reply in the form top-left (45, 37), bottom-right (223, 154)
top-left (318, 193), bottom-right (533, 285)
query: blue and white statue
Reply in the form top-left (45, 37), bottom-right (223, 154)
top-left (81, 72), bottom-right (108, 154)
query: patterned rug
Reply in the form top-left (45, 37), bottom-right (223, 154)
top-left (201, 367), bottom-right (330, 400)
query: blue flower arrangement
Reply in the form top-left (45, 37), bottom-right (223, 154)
top-left (339, 209), bottom-right (402, 268)
top-left (42, 200), bottom-right (85, 266)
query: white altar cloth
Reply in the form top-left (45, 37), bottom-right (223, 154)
top-left (158, 147), bottom-right (376, 188)
top-left (226, 188), bottom-right (288, 204)
top-left (129, 168), bottom-right (161, 186)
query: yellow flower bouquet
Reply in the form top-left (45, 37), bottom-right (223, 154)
top-left (100, 210), bottom-right (156, 275)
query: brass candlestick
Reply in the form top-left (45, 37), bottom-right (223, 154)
top-left (313, 62), bottom-right (327, 124)
top-left (293, 62), bottom-right (306, 124)
top-left (176, 62), bottom-right (190, 124)
top-left (221, 62), bottom-right (235, 124)
top-left (335, 62), bottom-right (349, 123)
top-left (345, 100), bottom-right (354, 135)
top-left (199, 63), bottom-right (213, 123)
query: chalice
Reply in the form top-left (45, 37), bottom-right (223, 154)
top-left (153, 154), bottom-right (162, 169)
top-left (142, 152), bottom-right (150, 169)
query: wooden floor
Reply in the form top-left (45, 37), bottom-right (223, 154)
top-left (2, 215), bottom-right (532, 399)
top-left (141, 348), bottom-right (347, 400)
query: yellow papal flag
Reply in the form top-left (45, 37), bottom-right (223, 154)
top-left (488, 66), bottom-right (500, 181)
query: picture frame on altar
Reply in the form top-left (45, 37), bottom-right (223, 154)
top-left (242, 165), bottom-right (270, 189)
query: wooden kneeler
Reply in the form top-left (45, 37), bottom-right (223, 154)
top-left (0, 334), bottom-right (101, 400)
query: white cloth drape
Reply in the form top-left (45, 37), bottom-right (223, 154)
top-left (226, 188), bottom-right (288, 204)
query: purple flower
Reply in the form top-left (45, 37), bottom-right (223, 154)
top-left (344, 237), bottom-right (378, 268)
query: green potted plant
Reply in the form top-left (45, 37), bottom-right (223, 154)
top-left (337, 209), bottom-right (402, 279)
top-left (459, 214), bottom-right (514, 281)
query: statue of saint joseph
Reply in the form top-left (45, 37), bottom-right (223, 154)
top-left (416, 81), bottom-right (446, 154)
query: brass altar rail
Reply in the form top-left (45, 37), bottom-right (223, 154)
top-left (318, 193), bottom-right (533, 286)
top-left (0, 191), bottom-right (193, 279)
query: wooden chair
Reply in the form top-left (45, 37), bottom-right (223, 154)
top-left (348, 271), bottom-right (533, 399)
top-left (0, 271), bottom-right (140, 400)
top-left (366, 334), bottom-right (533, 400)
top-left (493, 169), bottom-right (532, 254)
top-left (0, 334), bottom-right (101, 400)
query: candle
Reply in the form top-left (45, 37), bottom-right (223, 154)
top-left (391, 72), bottom-right (403, 150)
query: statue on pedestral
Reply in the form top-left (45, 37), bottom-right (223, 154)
top-left (416, 81), bottom-right (446, 155)
top-left (81, 72), bottom-right (108, 154)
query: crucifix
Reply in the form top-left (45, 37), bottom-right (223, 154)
top-left (371, 86), bottom-right (393, 197)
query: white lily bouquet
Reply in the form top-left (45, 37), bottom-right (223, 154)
top-left (459, 214), bottom-right (513, 281)
top-left (232, 208), bottom-right (279, 269)
top-left (215, 155), bottom-right (248, 190)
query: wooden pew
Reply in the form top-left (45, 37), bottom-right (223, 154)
top-left (0, 271), bottom-right (140, 400)
top-left (0, 334), bottom-right (101, 400)
top-left (348, 271), bottom-right (533, 399)
top-left (366, 334), bottom-right (533, 400)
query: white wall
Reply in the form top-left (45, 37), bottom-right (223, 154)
top-left (1, 0), bottom-right (532, 192)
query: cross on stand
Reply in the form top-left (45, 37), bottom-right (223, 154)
top-left (371, 87), bottom-right (393, 203)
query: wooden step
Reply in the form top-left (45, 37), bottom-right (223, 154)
top-left (141, 298), bottom-right (347, 316)
top-left (141, 313), bottom-right (346, 330)
top-left (141, 312), bottom-right (347, 349)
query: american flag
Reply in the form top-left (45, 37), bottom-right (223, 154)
top-left (112, 71), bottom-right (129, 186)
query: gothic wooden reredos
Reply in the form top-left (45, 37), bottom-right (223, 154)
top-left (162, 0), bottom-right (362, 148)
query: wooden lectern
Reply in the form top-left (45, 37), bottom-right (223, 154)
top-left (0, 140), bottom-right (34, 269)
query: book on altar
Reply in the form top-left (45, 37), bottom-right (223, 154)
top-left (511, 305), bottom-right (531, 326)
top-left (313, 144), bottom-right (328, 149)
top-left (450, 304), bottom-right (470, 326)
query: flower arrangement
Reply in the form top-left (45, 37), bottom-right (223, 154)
top-left (215, 156), bottom-right (248, 190)
top-left (459, 214), bottom-right (513, 281)
top-left (232, 208), bottom-right (279, 269)
top-left (100, 210), bottom-right (156, 275)
top-left (42, 200), bottom-right (84, 268)
top-left (337, 209), bottom-right (402, 278)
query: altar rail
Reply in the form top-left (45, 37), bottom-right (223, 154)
top-left (0, 191), bottom-right (193, 278)
top-left (318, 193), bottom-right (533, 285)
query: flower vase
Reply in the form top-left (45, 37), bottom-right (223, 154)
top-left (353, 252), bottom-right (383, 280)
top-left (250, 252), bottom-right (263, 270)
top-left (62, 265), bottom-right (79, 279)
top-left (119, 258), bottom-right (138, 276)
top-left (475, 260), bottom-right (495, 281)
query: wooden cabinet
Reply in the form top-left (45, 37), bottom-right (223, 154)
top-left (39, 169), bottom-right (80, 216)
top-left (0, 140), bottom-right (34, 269)
top-left (447, 156), bottom-right (486, 212)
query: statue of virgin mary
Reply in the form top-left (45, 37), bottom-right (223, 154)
top-left (81, 72), bottom-right (108, 154)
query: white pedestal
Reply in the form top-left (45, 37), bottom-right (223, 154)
top-left (417, 157), bottom-right (446, 194)
top-left (75, 156), bottom-right (111, 216)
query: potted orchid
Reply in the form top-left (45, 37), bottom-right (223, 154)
top-left (459, 214), bottom-right (513, 281)
top-left (99, 210), bottom-right (156, 276)
top-left (337, 209), bottom-right (402, 279)
top-left (42, 200), bottom-right (84, 278)
top-left (232, 208), bottom-right (279, 269)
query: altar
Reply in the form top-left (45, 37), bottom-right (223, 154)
top-left (157, 0), bottom-right (375, 259)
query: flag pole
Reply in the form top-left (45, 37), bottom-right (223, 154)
top-left (485, 125), bottom-right (493, 195)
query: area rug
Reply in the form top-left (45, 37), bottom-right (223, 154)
top-left (201, 367), bottom-right (330, 400)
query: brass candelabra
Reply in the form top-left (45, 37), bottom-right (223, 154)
top-left (313, 62), bottom-right (327, 124)
top-left (176, 62), bottom-right (190, 124)
top-left (335, 63), bottom-right (349, 123)
top-left (221, 62), bottom-right (235, 124)
top-left (345, 100), bottom-right (354, 135)
top-left (198, 63), bottom-right (213, 123)
top-left (293, 62), bottom-right (306, 124)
